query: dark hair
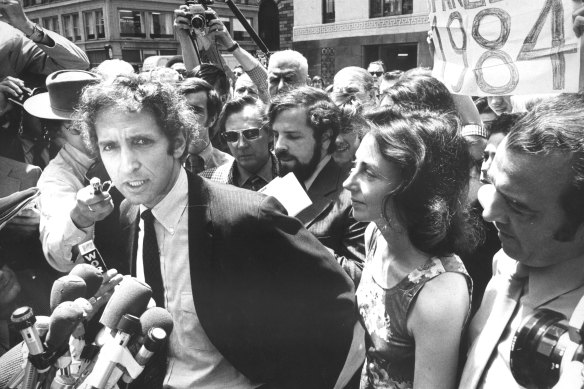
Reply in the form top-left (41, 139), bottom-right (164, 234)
top-left (373, 108), bottom-right (480, 255)
top-left (267, 86), bottom-right (340, 154)
top-left (382, 70), bottom-right (403, 82)
top-left (506, 93), bottom-right (584, 239)
top-left (217, 95), bottom-right (267, 135)
top-left (165, 55), bottom-right (184, 68)
top-left (488, 112), bottom-right (524, 138)
top-left (338, 102), bottom-right (369, 139)
top-left (191, 63), bottom-right (230, 98)
top-left (75, 74), bottom-right (197, 160)
top-left (179, 77), bottom-right (222, 128)
top-left (474, 96), bottom-right (494, 116)
top-left (384, 74), bottom-right (456, 114)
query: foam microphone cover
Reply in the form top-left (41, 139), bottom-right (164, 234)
top-left (140, 307), bottom-right (174, 337)
top-left (99, 277), bottom-right (152, 331)
top-left (69, 263), bottom-right (103, 298)
top-left (45, 301), bottom-right (85, 352)
top-left (50, 275), bottom-right (87, 311)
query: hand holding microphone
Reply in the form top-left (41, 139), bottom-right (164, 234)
top-left (70, 178), bottom-right (114, 230)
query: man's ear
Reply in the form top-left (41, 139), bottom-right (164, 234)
top-left (173, 133), bottom-right (187, 158)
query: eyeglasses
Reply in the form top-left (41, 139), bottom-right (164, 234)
top-left (369, 71), bottom-right (383, 77)
top-left (221, 128), bottom-right (261, 143)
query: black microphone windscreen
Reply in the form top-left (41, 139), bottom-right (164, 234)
top-left (140, 307), bottom-right (174, 337)
top-left (0, 342), bottom-right (24, 389)
top-left (69, 264), bottom-right (103, 298)
top-left (99, 277), bottom-right (151, 331)
top-left (50, 275), bottom-right (87, 311)
top-left (45, 301), bottom-right (84, 352)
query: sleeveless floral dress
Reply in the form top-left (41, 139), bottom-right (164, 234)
top-left (357, 226), bottom-right (472, 389)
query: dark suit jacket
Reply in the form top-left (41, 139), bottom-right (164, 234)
top-left (296, 159), bottom-right (367, 286)
top-left (120, 171), bottom-right (356, 389)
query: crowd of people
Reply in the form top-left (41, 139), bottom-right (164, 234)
top-left (2, 0), bottom-right (584, 388)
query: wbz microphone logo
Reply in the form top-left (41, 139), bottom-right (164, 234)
top-left (78, 240), bottom-right (108, 273)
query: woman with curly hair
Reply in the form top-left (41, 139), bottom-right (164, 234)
top-left (343, 108), bottom-right (480, 389)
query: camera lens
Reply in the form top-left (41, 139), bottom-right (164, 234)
top-left (190, 14), bottom-right (206, 30)
top-left (510, 309), bottom-right (570, 389)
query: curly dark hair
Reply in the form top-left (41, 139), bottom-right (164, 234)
top-left (267, 86), bottom-right (341, 154)
top-left (373, 108), bottom-right (481, 256)
top-left (75, 74), bottom-right (198, 161)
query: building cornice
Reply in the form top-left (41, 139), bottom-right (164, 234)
top-left (293, 13), bottom-right (430, 42)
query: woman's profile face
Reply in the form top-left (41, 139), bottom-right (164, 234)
top-left (342, 133), bottom-right (401, 223)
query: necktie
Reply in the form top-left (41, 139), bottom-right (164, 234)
top-left (185, 154), bottom-right (205, 174)
top-left (244, 175), bottom-right (266, 191)
top-left (141, 210), bottom-right (165, 307)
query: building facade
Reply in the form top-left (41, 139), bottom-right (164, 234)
top-left (292, 0), bottom-right (432, 84)
top-left (23, 0), bottom-right (260, 70)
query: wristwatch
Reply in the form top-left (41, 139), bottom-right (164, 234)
top-left (26, 23), bottom-right (45, 43)
top-left (226, 42), bottom-right (240, 53)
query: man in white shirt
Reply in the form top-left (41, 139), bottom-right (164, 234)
top-left (459, 93), bottom-right (584, 388)
top-left (76, 74), bottom-right (357, 388)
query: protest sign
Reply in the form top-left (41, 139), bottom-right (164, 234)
top-left (429, 0), bottom-right (582, 95)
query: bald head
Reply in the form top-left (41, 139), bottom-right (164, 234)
top-left (267, 50), bottom-right (308, 97)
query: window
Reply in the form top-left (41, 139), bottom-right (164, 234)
top-left (87, 50), bottom-right (108, 67)
top-left (233, 18), bottom-right (252, 41)
top-left (370, 0), bottom-right (413, 18)
top-left (84, 9), bottom-right (105, 40)
top-left (119, 10), bottom-right (145, 37)
top-left (42, 16), bottom-right (59, 34)
top-left (323, 0), bottom-right (335, 23)
top-left (62, 14), bottom-right (81, 41)
top-left (150, 12), bottom-right (173, 38)
top-left (122, 49), bottom-right (141, 64)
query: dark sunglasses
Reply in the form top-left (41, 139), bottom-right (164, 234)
top-left (369, 71), bottom-right (383, 77)
top-left (221, 128), bottom-right (261, 143)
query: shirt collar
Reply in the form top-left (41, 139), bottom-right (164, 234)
top-left (63, 142), bottom-right (95, 170)
top-left (304, 155), bottom-right (331, 191)
top-left (140, 168), bottom-right (188, 234)
top-left (235, 156), bottom-right (273, 187)
top-left (197, 142), bottom-right (213, 166)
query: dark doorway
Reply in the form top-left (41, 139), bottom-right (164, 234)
top-left (259, 0), bottom-right (280, 51)
top-left (364, 43), bottom-right (418, 72)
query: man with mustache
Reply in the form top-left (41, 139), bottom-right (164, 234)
top-left (268, 86), bottom-right (367, 286)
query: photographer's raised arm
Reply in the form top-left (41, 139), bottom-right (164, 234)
top-left (0, 0), bottom-right (89, 77)
top-left (174, 5), bottom-right (202, 71)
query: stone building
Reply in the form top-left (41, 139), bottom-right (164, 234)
top-left (22, 0), bottom-right (261, 70)
top-left (292, 0), bottom-right (432, 84)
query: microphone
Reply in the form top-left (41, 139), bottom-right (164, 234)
top-left (86, 314), bottom-right (141, 389)
top-left (99, 277), bottom-right (151, 334)
top-left (77, 240), bottom-right (108, 273)
top-left (0, 316), bottom-right (49, 389)
top-left (139, 307), bottom-right (174, 337)
top-left (10, 307), bottom-right (49, 389)
top-left (50, 275), bottom-right (87, 312)
top-left (122, 327), bottom-right (167, 384)
top-left (69, 264), bottom-right (103, 299)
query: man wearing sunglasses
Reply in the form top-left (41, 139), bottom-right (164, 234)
top-left (200, 96), bottom-right (278, 191)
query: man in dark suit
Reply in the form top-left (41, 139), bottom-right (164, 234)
top-left (268, 86), bottom-right (367, 286)
top-left (76, 75), bottom-right (357, 389)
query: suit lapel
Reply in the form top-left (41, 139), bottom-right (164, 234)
top-left (296, 159), bottom-right (343, 227)
top-left (460, 275), bottom-right (525, 388)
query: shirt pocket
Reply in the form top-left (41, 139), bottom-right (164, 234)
top-left (178, 292), bottom-right (217, 351)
